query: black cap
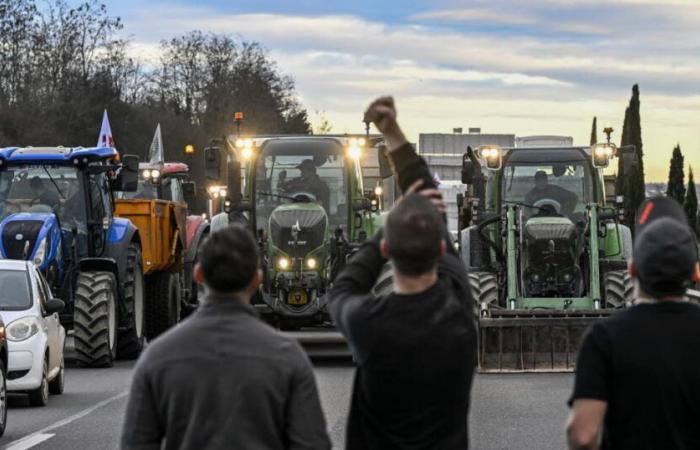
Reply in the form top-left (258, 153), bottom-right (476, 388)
top-left (633, 197), bottom-right (698, 298)
top-left (296, 159), bottom-right (316, 171)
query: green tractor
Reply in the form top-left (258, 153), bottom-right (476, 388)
top-left (458, 140), bottom-right (640, 372)
top-left (205, 135), bottom-right (387, 329)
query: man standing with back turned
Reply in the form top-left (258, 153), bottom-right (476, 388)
top-left (567, 196), bottom-right (700, 450)
top-left (329, 97), bottom-right (478, 449)
top-left (121, 225), bottom-right (330, 450)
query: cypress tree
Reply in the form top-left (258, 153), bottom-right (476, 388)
top-left (666, 144), bottom-right (686, 204)
top-left (617, 84), bottom-right (646, 229)
top-left (590, 117), bottom-right (597, 145)
top-left (685, 166), bottom-right (698, 235)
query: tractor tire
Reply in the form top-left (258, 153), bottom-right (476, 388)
top-left (73, 271), bottom-right (118, 368)
top-left (604, 270), bottom-right (634, 308)
top-left (145, 271), bottom-right (181, 340)
top-left (468, 271), bottom-right (499, 318)
top-left (117, 244), bottom-right (146, 360)
top-left (461, 226), bottom-right (490, 271)
top-left (372, 262), bottom-right (394, 298)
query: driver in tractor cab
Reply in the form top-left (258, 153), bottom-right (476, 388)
top-left (525, 170), bottom-right (578, 216)
top-left (284, 159), bottom-right (330, 210)
top-left (29, 176), bottom-right (59, 207)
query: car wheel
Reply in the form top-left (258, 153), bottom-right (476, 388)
top-left (28, 359), bottom-right (49, 407)
top-left (0, 360), bottom-right (7, 437)
top-left (49, 354), bottom-right (65, 395)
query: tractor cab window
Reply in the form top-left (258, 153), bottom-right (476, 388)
top-left (502, 150), bottom-right (593, 219)
top-left (88, 173), bottom-right (110, 252)
top-left (162, 177), bottom-right (184, 203)
top-left (0, 165), bottom-right (86, 229)
top-left (116, 178), bottom-right (158, 200)
top-left (254, 140), bottom-right (346, 228)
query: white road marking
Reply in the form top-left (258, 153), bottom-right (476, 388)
top-left (3, 390), bottom-right (128, 450)
top-left (4, 433), bottom-right (55, 450)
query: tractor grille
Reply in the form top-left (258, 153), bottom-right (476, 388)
top-left (525, 219), bottom-right (576, 242)
top-left (270, 209), bottom-right (327, 258)
top-left (2, 220), bottom-right (43, 260)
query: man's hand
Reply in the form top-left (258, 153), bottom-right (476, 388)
top-left (363, 96), bottom-right (408, 152)
top-left (398, 179), bottom-right (446, 214)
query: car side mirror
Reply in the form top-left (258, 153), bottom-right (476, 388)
top-left (204, 146), bottom-right (222, 181)
top-left (115, 154), bottom-right (139, 192)
top-left (45, 298), bottom-right (65, 315)
top-left (182, 181), bottom-right (196, 202)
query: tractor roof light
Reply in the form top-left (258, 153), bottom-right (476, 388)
top-left (278, 257), bottom-right (290, 270)
top-left (347, 145), bottom-right (362, 160)
top-left (374, 185), bottom-right (383, 196)
top-left (478, 145), bottom-right (503, 170)
top-left (306, 257), bottom-right (317, 269)
top-left (142, 169), bottom-right (151, 179)
top-left (592, 143), bottom-right (615, 168)
top-left (151, 169), bottom-right (161, 179)
top-left (184, 144), bottom-right (195, 155)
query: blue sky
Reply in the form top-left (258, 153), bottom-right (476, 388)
top-left (103, 0), bottom-right (700, 181)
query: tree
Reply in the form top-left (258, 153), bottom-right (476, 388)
top-left (617, 84), bottom-right (646, 230)
top-left (666, 144), bottom-right (686, 204)
top-left (590, 116), bottom-right (597, 145)
top-left (313, 110), bottom-right (333, 135)
top-left (685, 166), bottom-right (698, 235)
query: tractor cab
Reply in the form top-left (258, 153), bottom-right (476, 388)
top-left (117, 162), bottom-right (195, 205)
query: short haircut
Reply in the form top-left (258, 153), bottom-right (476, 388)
top-left (385, 193), bottom-right (444, 276)
top-left (198, 225), bottom-right (259, 293)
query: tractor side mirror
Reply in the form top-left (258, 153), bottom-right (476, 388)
top-left (182, 181), bottom-right (196, 202)
top-left (462, 154), bottom-right (475, 185)
top-left (377, 144), bottom-right (393, 179)
top-left (227, 159), bottom-right (242, 204)
top-left (353, 197), bottom-right (371, 212)
top-left (620, 145), bottom-right (639, 177)
top-left (204, 146), bottom-right (222, 181)
top-left (45, 298), bottom-right (65, 315)
top-left (116, 154), bottom-right (139, 192)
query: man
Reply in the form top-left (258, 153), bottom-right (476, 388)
top-left (567, 196), bottom-right (700, 450)
top-left (284, 159), bottom-right (330, 209)
top-left (524, 170), bottom-right (578, 215)
top-left (329, 96), bottom-right (477, 449)
top-left (28, 176), bottom-right (59, 207)
top-left (121, 225), bottom-right (330, 450)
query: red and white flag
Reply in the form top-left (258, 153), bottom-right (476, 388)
top-left (96, 109), bottom-right (115, 148)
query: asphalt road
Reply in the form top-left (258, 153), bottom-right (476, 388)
top-left (0, 359), bottom-right (573, 449)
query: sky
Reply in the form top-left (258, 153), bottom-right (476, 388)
top-left (104, 0), bottom-right (700, 182)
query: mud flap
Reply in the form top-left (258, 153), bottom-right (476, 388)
top-left (478, 310), bottom-right (614, 373)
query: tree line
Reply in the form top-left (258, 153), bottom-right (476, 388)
top-left (0, 0), bottom-right (311, 212)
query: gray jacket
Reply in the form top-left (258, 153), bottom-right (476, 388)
top-left (120, 294), bottom-right (331, 450)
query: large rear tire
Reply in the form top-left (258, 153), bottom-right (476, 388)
top-left (468, 271), bottom-right (499, 318)
top-left (117, 243), bottom-right (146, 359)
top-left (145, 271), bottom-right (181, 340)
top-left (603, 270), bottom-right (633, 308)
top-left (73, 272), bottom-right (118, 368)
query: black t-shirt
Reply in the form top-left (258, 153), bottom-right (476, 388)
top-left (570, 301), bottom-right (700, 450)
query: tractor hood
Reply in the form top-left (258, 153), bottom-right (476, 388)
top-left (269, 203), bottom-right (328, 259)
top-left (0, 212), bottom-right (61, 269)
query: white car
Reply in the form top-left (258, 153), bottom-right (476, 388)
top-left (0, 260), bottom-right (66, 406)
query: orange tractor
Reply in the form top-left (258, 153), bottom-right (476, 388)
top-left (115, 162), bottom-right (209, 338)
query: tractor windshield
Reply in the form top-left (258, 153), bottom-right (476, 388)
top-left (501, 150), bottom-right (593, 218)
top-left (116, 179), bottom-right (159, 200)
top-left (254, 140), bottom-right (346, 229)
top-left (0, 165), bottom-right (86, 228)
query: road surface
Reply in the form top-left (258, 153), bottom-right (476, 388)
top-left (0, 360), bottom-right (572, 449)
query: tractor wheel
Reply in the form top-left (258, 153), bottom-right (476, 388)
top-left (461, 227), bottom-right (490, 270)
top-left (117, 243), bottom-right (146, 359)
top-left (72, 271), bottom-right (118, 368)
top-left (145, 271), bottom-right (181, 340)
top-left (468, 271), bottom-right (499, 318)
top-left (604, 270), bottom-right (633, 308)
top-left (372, 262), bottom-right (394, 298)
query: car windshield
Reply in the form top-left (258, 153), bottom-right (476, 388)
top-left (254, 140), bottom-right (346, 228)
top-left (0, 269), bottom-right (31, 310)
top-left (0, 165), bottom-right (86, 228)
top-left (502, 161), bottom-right (593, 218)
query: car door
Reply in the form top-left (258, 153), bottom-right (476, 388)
top-left (35, 269), bottom-right (60, 372)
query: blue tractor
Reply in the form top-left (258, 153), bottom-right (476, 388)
top-left (0, 146), bottom-right (145, 367)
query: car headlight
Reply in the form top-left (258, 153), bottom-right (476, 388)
top-left (278, 257), bottom-right (290, 270)
top-left (33, 237), bottom-right (47, 266)
top-left (306, 257), bottom-right (317, 269)
top-left (7, 316), bottom-right (41, 342)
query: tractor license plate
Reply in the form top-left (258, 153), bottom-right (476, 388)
top-left (287, 288), bottom-right (308, 305)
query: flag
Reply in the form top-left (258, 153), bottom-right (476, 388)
top-left (148, 123), bottom-right (164, 165)
top-left (96, 109), bottom-right (115, 148)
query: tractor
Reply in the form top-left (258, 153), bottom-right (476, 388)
top-left (115, 161), bottom-right (209, 337)
top-left (457, 140), bottom-right (640, 372)
top-left (0, 146), bottom-right (144, 367)
top-left (205, 135), bottom-right (387, 329)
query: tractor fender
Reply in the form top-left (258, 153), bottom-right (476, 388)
top-left (105, 217), bottom-right (141, 290)
top-left (184, 216), bottom-right (209, 264)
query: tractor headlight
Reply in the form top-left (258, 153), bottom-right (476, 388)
top-left (306, 258), bottom-right (317, 269)
top-left (591, 143), bottom-right (615, 168)
top-left (278, 257), bottom-right (290, 270)
top-left (6, 316), bottom-right (40, 342)
top-left (142, 169), bottom-right (151, 179)
top-left (479, 145), bottom-right (503, 170)
top-left (33, 237), bottom-right (47, 266)
top-left (150, 169), bottom-right (161, 179)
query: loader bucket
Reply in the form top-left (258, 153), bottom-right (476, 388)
top-left (478, 310), bottom-right (614, 373)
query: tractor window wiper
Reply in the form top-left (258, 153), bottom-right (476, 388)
top-left (257, 191), bottom-right (296, 201)
top-left (43, 165), bottom-right (66, 200)
top-left (503, 200), bottom-right (546, 211)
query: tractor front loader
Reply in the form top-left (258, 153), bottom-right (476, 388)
top-left (458, 140), bottom-right (640, 372)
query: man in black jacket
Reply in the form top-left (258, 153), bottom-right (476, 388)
top-left (121, 225), bottom-right (330, 450)
top-left (329, 96), bottom-right (478, 449)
